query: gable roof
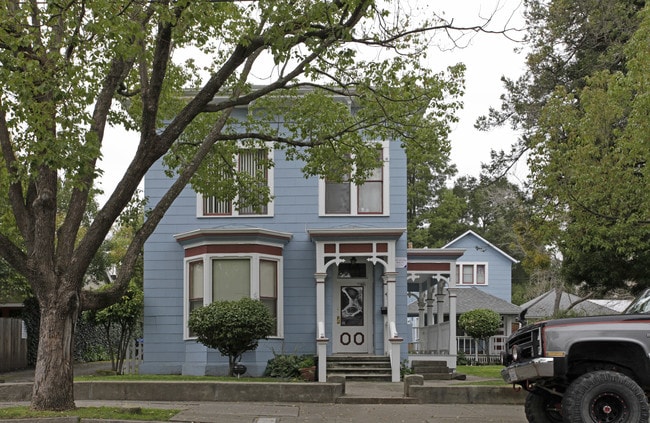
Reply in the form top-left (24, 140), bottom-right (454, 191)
top-left (520, 290), bottom-right (617, 319)
top-left (442, 230), bottom-right (519, 264)
top-left (407, 286), bottom-right (521, 316)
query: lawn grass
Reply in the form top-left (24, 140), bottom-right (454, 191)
top-left (454, 365), bottom-right (511, 386)
top-left (456, 364), bottom-right (503, 379)
top-left (0, 406), bottom-right (179, 421)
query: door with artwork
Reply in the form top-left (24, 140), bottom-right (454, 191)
top-left (333, 261), bottom-right (373, 354)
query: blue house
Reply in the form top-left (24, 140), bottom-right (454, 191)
top-left (405, 230), bottom-right (520, 364)
top-left (442, 230), bottom-right (518, 303)
top-left (140, 90), bottom-right (520, 379)
top-left (141, 94), bottom-right (423, 382)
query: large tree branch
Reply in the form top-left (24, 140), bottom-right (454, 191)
top-left (58, 57), bottom-right (136, 279)
top-left (0, 105), bottom-right (32, 242)
top-left (79, 1), bottom-right (400, 308)
top-left (140, 2), bottom-right (185, 141)
top-left (73, 36), bottom-right (265, 285)
top-left (0, 233), bottom-right (30, 278)
top-left (81, 44), bottom-right (268, 310)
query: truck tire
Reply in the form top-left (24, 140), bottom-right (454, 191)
top-left (562, 370), bottom-right (649, 423)
top-left (525, 390), bottom-right (563, 423)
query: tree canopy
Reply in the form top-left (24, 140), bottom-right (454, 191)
top-left (479, 0), bottom-right (649, 294)
top-left (0, 0), bottom-right (510, 411)
top-left (529, 5), bottom-right (650, 291)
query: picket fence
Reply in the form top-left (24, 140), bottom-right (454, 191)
top-left (121, 339), bottom-right (143, 375)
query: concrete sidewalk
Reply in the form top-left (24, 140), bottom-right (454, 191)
top-left (0, 400), bottom-right (526, 423)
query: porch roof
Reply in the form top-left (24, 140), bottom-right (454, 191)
top-left (407, 287), bottom-right (521, 316)
top-left (307, 226), bottom-right (405, 241)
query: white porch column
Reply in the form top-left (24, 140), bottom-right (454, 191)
top-left (448, 258), bottom-right (458, 364)
top-left (448, 286), bottom-right (458, 369)
top-left (435, 289), bottom-right (445, 325)
top-left (426, 295), bottom-right (435, 327)
top-left (384, 271), bottom-right (398, 325)
top-left (417, 295), bottom-right (425, 344)
top-left (384, 271), bottom-right (402, 382)
top-left (315, 272), bottom-right (328, 382)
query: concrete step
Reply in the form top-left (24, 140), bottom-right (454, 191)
top-left (327, 355), bottom-right (392, 381)
top-left (330, 373), bottom-right (392, 382)
top-left (336, 396), bottom-right (421, 404)
top-left (411, 360), bottom-right (452, 380)
top-left (411, 360), bottom-right (449, 369)
top-left (327, 363), bottom-right (391, 370)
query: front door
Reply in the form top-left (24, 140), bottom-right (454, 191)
top-left (332, 261), bottom-right (373, 354)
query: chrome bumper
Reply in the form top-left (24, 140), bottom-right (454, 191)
top-left (501, 357), bottom-right (555, 384)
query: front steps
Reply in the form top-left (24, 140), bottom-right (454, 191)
top-left (326, 355), bottom-right (392, 382)
top-left (410, 360), bottom-right (453, 380)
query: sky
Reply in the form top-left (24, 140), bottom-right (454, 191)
top-left (97, 0), bottom-right (528, 204)
top-left (429, 0), bottom-right (528, 181)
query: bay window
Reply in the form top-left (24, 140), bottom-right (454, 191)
top-left (185, 255), bottom-right (282, 338)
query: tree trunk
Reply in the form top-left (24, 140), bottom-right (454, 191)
top-left (553, 286), bottom-right (563, 316)
top-left (31, 293), bottom-right (78, 411)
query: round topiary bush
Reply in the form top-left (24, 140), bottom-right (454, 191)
top-left (188, 297), bottom-right (275, 376)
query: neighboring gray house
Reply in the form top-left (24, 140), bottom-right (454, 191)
top-left (521, 290), bottom-right (624, 320)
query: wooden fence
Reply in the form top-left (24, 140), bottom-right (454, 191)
top-left (0, 318), bottom-right (28, 372)
top-left (121, 339), bottom-right (143, 375)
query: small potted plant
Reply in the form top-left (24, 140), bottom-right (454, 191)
top-left (298, 355), bottom-right (316, 381)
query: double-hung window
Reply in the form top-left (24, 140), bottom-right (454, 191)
top-left (456, 263), bottom-right (488, 285)
top-left (198, 148), bottom-right (273, 217)
top-left (320, 142), bottom-right (389, 216)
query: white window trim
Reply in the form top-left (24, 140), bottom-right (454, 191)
top-left (196, 147), bottom-right (275, 218)
top-left (318, 141), bottom-right (390, 216)
top-left (183, 253), bottom-right (284, 340)
top-left (457, 262), bottom-right (489, 286)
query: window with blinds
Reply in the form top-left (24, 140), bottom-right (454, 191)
top-left (201, 148), bottom-right (270, 216)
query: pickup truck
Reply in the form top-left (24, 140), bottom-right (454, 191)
top-left (501, 289), bottom-right (650, 423)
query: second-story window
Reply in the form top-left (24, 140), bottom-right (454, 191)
top-left (199, 148), bottom-right (273, 217)
top-left (320, 143), bottom-right (389, 216)
top-left (457, 263), bottom-right (488, 285)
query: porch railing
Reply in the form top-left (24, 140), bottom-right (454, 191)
top-left (409, 328), bottom-right (506, 357)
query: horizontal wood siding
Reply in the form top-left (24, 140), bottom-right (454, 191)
top-left (143, 142), bottom-right (409, 375)
top-left (447, 233), bottom-right (513, 302)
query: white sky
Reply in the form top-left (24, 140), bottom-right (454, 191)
top-left (430, 0), bottom-right (528, 181)
top-left (98, 0), bottom-right (528, 204)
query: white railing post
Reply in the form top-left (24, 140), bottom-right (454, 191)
top-left (388, 321), bottom-right (403, 382)
top-left (315, 271), bottom-right (328, 382)
top-left (317, 321), bottom-right (328, 382)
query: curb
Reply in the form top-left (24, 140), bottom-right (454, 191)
top-left (0, 381), bottom-right (525, 405)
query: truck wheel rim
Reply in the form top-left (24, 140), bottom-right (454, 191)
top-left (590, 392), bottom-right (627, 422)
